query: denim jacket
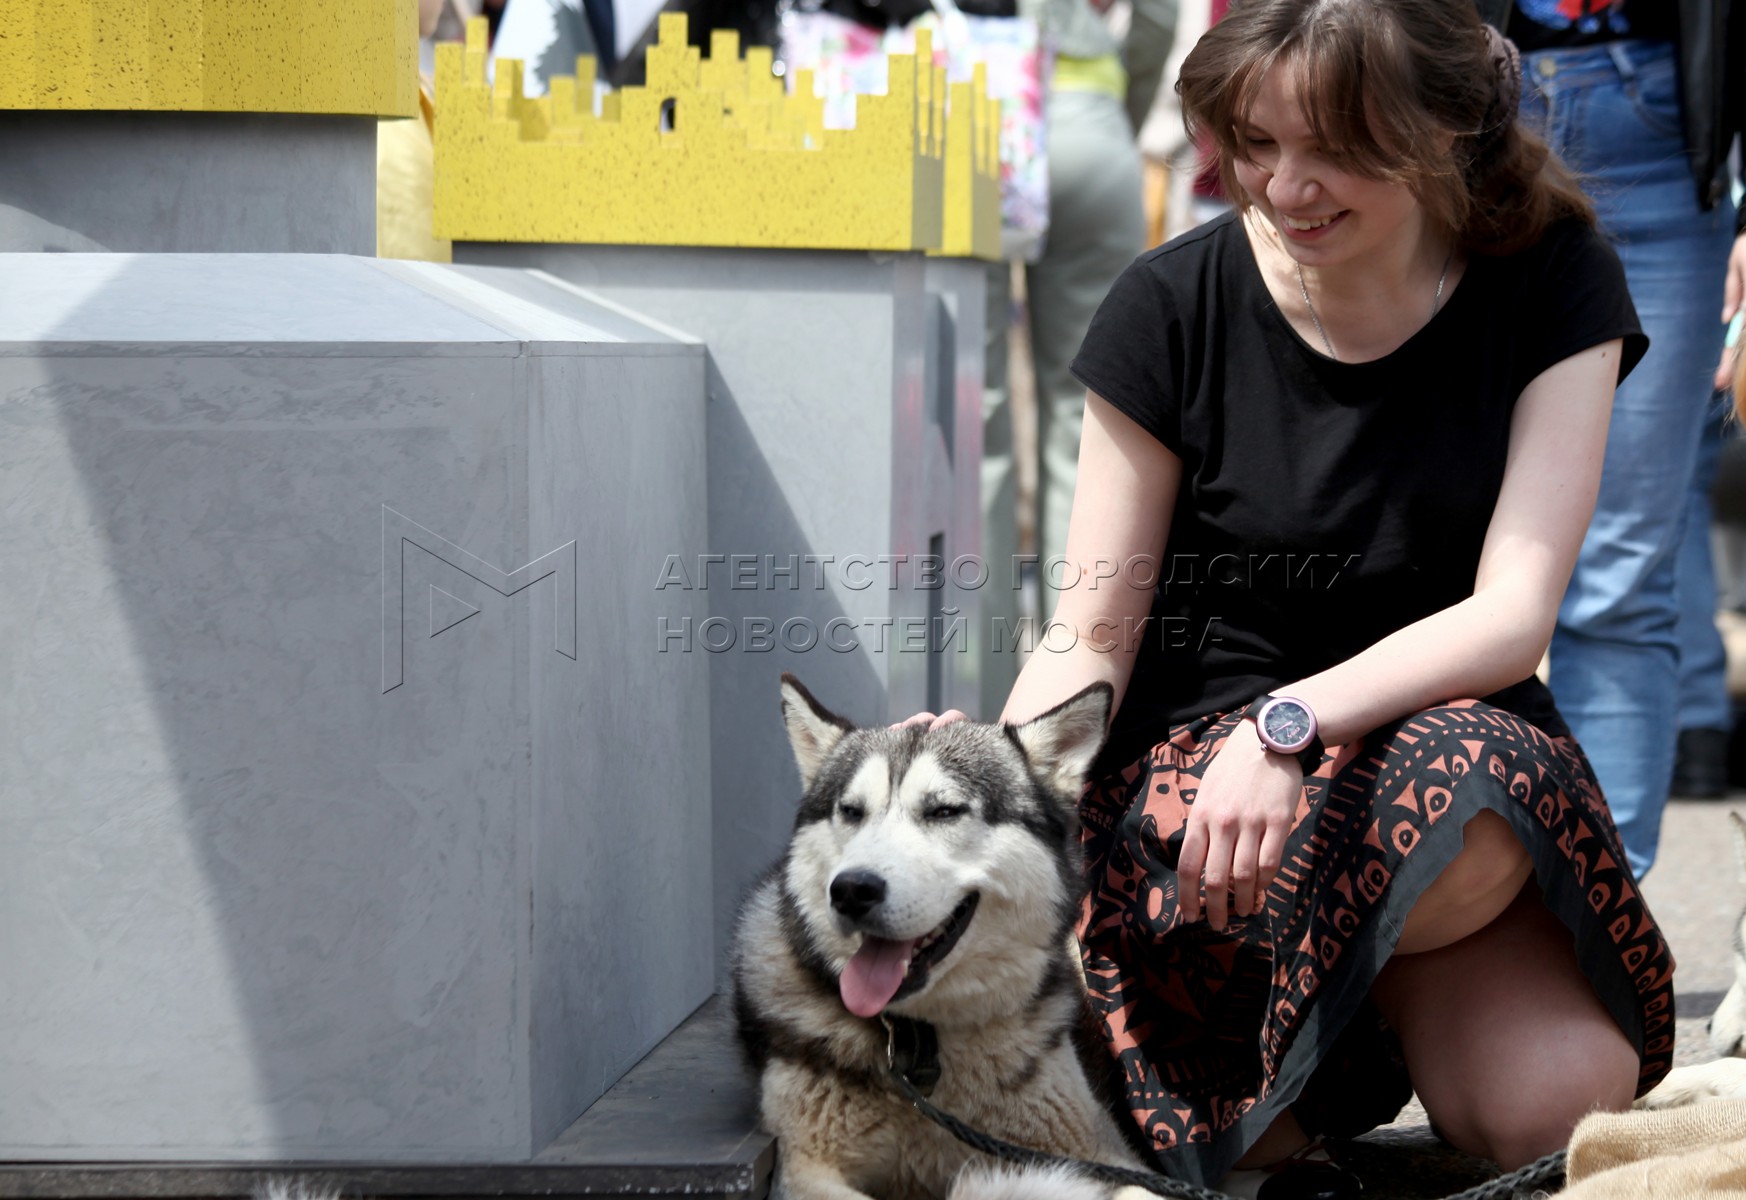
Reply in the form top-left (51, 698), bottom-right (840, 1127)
top-left (1473, 0), bottom-right (1741, 212)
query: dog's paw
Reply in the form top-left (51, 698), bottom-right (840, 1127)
top-left (1710, 981), bottom-right (1746, 1057)
top-left (947, 1163), bottom-right (1116, 1200)
top-left (251, 1178), bottom-right (345, 1200)
top-left (1635, 1058), bottom-right (1746, 1110)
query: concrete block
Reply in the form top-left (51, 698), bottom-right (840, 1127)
top-left (453, 242), bottom-right (985, 975)
top-left (0, 113), bottom-right (376, 254)
top-left (0, 254), bottom-right (710, 1160)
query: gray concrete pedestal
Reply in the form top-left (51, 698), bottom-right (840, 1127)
top-left (0, 112), bottom-right (376, 253)
top-left (0, 253), bottom-right (709, 1161)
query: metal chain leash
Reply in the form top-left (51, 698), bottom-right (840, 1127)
top-left (889, 1069), bottom-right (1569, 1200)
top-left (1440, 1152), bottom-right (1567, 1200)
top-left (891, 1070), bottom-right (1235, 1200)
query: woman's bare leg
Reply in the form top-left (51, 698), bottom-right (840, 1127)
top-left (1232, 1110), bottom-right (1309, 1169)
top-left (1233, 811), bottom-right (1536, 1165)
top-left (1371, 880), bottom-right (1638, 1167)
top-left (1393, 811), bottom-right (1533, 954)
top-left (1233, 810), bottom-right (1633, 1169)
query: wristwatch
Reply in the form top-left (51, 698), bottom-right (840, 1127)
top-left (1242, 694), bottom-right (1325, 775)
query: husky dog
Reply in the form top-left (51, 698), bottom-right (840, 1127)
top-left (1636, 810), bottom-right (1746, 1110)
top-left (1708, 811), bottom-right (1746, 1059)
top-left (731, 676), bottom-right (1156, 1200)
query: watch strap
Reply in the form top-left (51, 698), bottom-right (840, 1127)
top-left (1240, 694), bottom-right (1274, 723)
top-left (1292, 734), bottom-right (1326, 776)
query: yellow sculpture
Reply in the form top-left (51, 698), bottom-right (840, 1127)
top-left (433, 14), bottom-right (1000, 258)
top-left (0, 0), bottom-right (417, 117)
top-left (939, 68), bottom-right (1002, 261)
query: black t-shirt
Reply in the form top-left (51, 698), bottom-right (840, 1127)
top-left (1070, 212), bottom-right (1647, 774)
top-left (1507, 1), bottom-right (1678, 52)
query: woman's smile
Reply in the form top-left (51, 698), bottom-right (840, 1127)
top-left (1278, 210), bottom-right (1349, 240)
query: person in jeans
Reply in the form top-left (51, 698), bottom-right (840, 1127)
top-left (1673, 394), bottom-right (1736, 798)
top-left (1471, 0), bottom-right (1745, 875)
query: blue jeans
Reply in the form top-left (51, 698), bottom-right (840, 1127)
top-left (1676, 394), bottom-right (1735, 733)
top-left (1524, 41), bottom-right (1736, 878)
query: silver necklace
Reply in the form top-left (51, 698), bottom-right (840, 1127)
top-left (1295, 251), bottom-right (1453, 361)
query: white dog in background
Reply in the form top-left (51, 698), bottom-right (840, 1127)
top-left (1635, 810), bottom-right (1746, 1110)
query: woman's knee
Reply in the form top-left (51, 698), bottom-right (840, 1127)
top-left (1382, 885), bottom-right (1641, 1167)
top-left (1461, 1043), bottom-right (1636, 1168)
top-left (1414, 996), bottom-right (1638, 1168)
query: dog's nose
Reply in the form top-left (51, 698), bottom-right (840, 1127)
top-left (829, 869), bottom-right (887, 919)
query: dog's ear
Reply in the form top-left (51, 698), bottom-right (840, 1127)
top-left (1731, 811), bottom-right (1746, 885)
top-left (1010, 683), bottom-right (1113, 797)
top-left (780, 673), bottom-right (853, 791)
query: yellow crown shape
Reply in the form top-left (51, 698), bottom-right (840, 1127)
top-left (434, 14), bottom-right (999, 258)
top-left (938, 65), bottom-right (1001, 261)
top-left (0, 0), bottom-right (417, 116)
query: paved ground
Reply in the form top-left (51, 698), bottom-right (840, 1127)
top-left (1640, 796), bottom-right (1746, 1066)
top-left (1338, 795), bottom-right (1746, 1198)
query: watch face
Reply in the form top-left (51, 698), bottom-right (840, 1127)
top-left (1261, 699), bottom-right (1314, 752)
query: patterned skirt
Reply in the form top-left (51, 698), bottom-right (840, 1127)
top-left (1076, 700), bottom-right (1675, 1187)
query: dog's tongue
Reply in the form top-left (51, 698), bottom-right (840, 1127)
top-left (840, 936), bottom-right (917, 1018)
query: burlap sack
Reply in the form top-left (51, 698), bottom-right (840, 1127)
top-left (1556, 1099), bottom-right (1746, 1198)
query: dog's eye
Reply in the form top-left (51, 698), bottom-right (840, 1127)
top-left (838, 803), bottom-right (865, 824)
top-left (924, 803), bottom-right (969, 822)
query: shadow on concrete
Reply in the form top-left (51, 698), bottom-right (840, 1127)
top-left (701, 353), bottom-right (885, 982)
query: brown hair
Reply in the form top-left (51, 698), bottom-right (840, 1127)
top-left (1178, 0), bottom-right (1595, 255)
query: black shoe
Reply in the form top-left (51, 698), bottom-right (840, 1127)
top-left (1257, 1162), bottom-right (1362, 1200)
top-left (1672, 726), bottom-right (1730, 799)
top-left (1222, 1141), bottom-right (1363, 1200)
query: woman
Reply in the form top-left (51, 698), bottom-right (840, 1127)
top-left (910, 1), bottom-right (1672, 1194)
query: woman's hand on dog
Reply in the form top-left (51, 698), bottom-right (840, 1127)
top-left (1175, 724), bottom-right (1300, 931)
top-left (891, 710), bottom-right (969, 731)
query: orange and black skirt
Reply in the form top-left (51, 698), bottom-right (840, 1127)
top-left (1076, 699), bottom-right (1675, 1187)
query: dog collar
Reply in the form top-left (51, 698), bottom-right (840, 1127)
top-left (881, 1014), bottom-right (941, 1097)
